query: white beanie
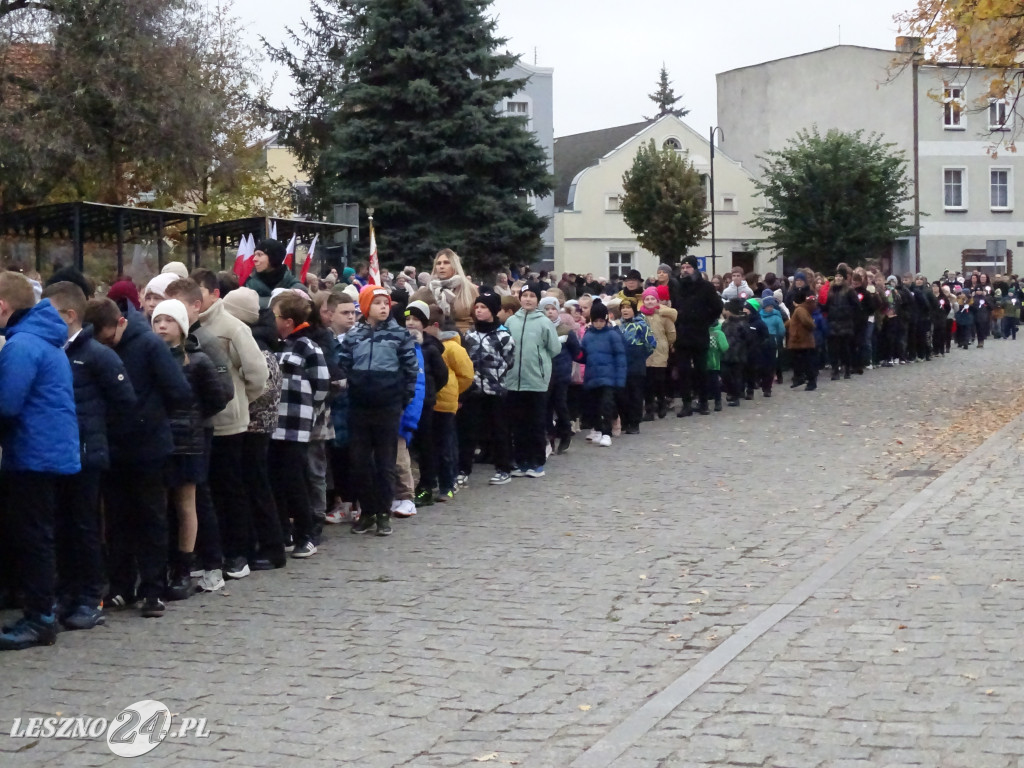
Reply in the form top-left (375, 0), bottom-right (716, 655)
top-left (161, 262), bottom-right (189, 279)
top-left (151, 299), bottom-right (190, 339)
top-left (144, 273), bottom-right (179, 300)
top-left (342, 283), bottom-right (360, 300)
top-left (538, 296), bottom-right (560, 312)
top-left (221, 287), bottom-right (260, 325)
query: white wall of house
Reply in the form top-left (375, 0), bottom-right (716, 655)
top-left (554, 115), bottom-right (771, 281)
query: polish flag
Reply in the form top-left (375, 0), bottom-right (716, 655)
top-left (237, 233), bottom-right (257, 285)
top-left (368, 221), bottom-right (381, 286)
top-left (301, 234), bottom-right (319, 285)
top-left (232, 236), bottom-right (247, 281)
top-left (270, 221), bottom-right (278, 241)
top-left (283, 232), bottom-right (296, 271)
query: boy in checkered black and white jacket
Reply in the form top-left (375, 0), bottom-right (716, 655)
top-left (269, 291), bottom-right (330, 559)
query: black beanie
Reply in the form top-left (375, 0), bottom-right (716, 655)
top-left (257, 238), bottom-right (287, 269)
top-left (46, 265), bottom-right (94, 299)
top-left (475, 291), bottom-right (501, 319)
top-left (520, 282), bottom-right (543, 299)
top-left (725, 298), bottom-right (744, 315)
top-left (590, 300), bottom-right (608, 321)
top-left (682, 255), bottom-right (700, 270)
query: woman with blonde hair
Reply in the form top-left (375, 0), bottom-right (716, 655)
top-left (411, 248), bottom-right (480, 333)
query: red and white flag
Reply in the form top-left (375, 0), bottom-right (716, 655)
top-left (270, 221), bottom-right (278, 241)
top-left (368, 221), bottom-right (381, 286)
top-left (237, 233), bottom-right (257, 285)
top-left (300, 234), bottom-right (319, 285)
top-left (284, 232), bottom-right (296, 271)
top-left (232, 236), bottom-right (247, 281)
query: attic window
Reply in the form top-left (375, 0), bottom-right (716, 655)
top-left (663, 137), bottom-right (682, 151)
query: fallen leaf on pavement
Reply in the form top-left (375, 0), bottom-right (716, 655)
top-left (579, 705), bottom-right (591, 711)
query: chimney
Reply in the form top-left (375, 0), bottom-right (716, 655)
top-left (895, 36), bottom-right (923, 53)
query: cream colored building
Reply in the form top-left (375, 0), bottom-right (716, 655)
top-left (553, 114), bottom-right (771, 280)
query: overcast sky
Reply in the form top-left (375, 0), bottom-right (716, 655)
top-left (244, 0), bottom-right (914, 138)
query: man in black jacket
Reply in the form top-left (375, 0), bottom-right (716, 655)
top-left (43, 283), bottom-right (137, 630)
top-left (670, 256), bottom-right (723, 416)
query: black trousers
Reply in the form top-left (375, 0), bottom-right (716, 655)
top-left (791, 349), bottom-right (818, 385)
top-left (104, 463), bottom-right (168, 601)
top-left (194, 428), bottom-right (223, 571)
top-left (583, 386), bottom-right (616, 436)
top-left (546, 381), bottom-right (571, 440)
top-left (507, 391), bottom-right (548, 469)
top-left (2, 471), bottom-right (58, 617)
top-left (268, 440), bottom-right (313, 544)
top-left (328, 442), bottom-right (355, 503)
top-left (617, 373), bottom-right (645, 428)
top-left (242, 432), bottom-right (284, 561)
top-left (644, 367), bottom-right (669, 411)
top-left (567, 384), bottom-right (584, 424)
top-left (932, 321), bottom-right (947, 356)
top-left (829, 335), bottom-right (853, 374)
top-left (411, 407), bottom-right (437, 492)
top-left (209, 433), bottom-right (249, 561)
top-left (914, 322), bottom-right (931, 360)
top-left (55, 469), bottom-right (105, 608)
top-left (720, 361), bottom-right (743, 400)
top-left (348, 406), bottom-right (401, 521)
top-left (458, 393), bottom-right (512, 475)
top-left (703, 370), bottom-right (722, 403)
top-left (674, 346), bottom-right (708, 404)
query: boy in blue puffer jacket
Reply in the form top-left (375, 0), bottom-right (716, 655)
top-left (616, 297), bottom-right (656, 433)
top-left (0, 272), bottom-right (81, 650)
top-left (580, 300), bottom-right (625, 447)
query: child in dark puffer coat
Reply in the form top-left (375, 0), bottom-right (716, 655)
top-left (580, 300), bottom-right (625, 447)
top-left (616, 297), bottom-right (656, 432)
top-left (720, 299), bottom-right (749, 406)
top-left (743, 299), bottom-right (776, 398)
top-left (540, 296), bottom-right (581, 455)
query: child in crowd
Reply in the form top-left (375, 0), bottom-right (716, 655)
top-left (616, 296), bottom-right (656, 433)
top-left (706, 314), bottom-right (729, 411)
top-left (640, 285), bottom-right (676, 420)
top-left (340, 285), bottom-right (418, 536)
top-left (325, 292), bottom-right (358, 524)
top-left (505, 283), bottom-right (561, 477)
top-left (743, 299), bottom-right (775, 398)
top-left (498, 295), bottom-right (520, 325)
top-left (460, 292), bottom-right (515, 485)
top-left (541, 295), bottom-right (581, 455)
top-left (268, 291), bottom-right (330, 555)
top-left (43, 282), bottom-right (136, 631)
top-left (580, 300), bottom-right (624, 447)
top-left (786, 288), bottom-right (818, 391)
top-left (404, 300), bottom-right (449, 510)
top-left (151, 299), bottom-right (232, 600)
top-left (759, 295), bottom-right (786, 385)
top-left (434, 318), bottom-right (474, 501)
top-left (0, 273), bottom-right (81, 649)
top-left (393, 335), bottom-right (426, 519)
top-left (720, 299), bottom-right (749, 406)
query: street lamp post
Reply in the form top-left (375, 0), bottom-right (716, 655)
top-left (709, 126), bottom-right (725, 278)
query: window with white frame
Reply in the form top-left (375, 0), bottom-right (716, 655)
top-left (989, 99), bottom-right (1011, 131)
top-left (944, 167), bottom-right (966, 209)
top-left (722, 195), bottom-right (736, 212)
top-left (605, 194), bottom-right (621, 212)
top-left (991, 168), bottom-right (1012, 210)
top-left (663, 137), bottom-right (682, 151)
top-left (608, 251), bottom-right (633, 278)
top-left (944, 85), bottom-right (965, 129)
top-left (506, 101), bottom-right (529, 116)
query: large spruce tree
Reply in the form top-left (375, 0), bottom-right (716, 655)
top-left (272, 0), bottom-right (552, 273)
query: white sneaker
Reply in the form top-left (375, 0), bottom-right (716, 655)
top-left (197, 569), bottom-right (225, 593)
top-left (586, 429), bottom-right (601, 442)
top-left (599, 434), bottom-right (612, 447)
top-left (390, 499), bottom-right (401, 512)
top-left (394, 500), bottom-right (417, 518)
top-left (545, 442), bottom-right (554, 458)
top-left (325, 502), bottom-right (349, 524)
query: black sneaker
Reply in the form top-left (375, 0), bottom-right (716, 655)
top-left (624, 425), bottom-right (640, 434)
top-left (556, 436), bottom-right (572, 455)
top-left (250, 556), bottom-right (287, 571)
top-left (376, 516), bottom-right (393, 537)
top-left (714, 399), bottom-right (722, 412)
top-left (0, 614), bottom-right (57, 651)
top-left (140, 598), bottom-right (165, 618)
top-left (61, 605), bottom-right (105, 631)
top-left (291, 540), bottom-right (317, 559)
top-left (351, 516), bottom-right (376, 534)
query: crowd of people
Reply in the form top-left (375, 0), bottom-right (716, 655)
top-left (0, 243), bottom-right (1015, 651)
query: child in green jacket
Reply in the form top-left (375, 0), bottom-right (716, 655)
top-left (705, 317), bottom-right (729, 412)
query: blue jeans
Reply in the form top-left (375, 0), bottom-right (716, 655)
top-left (434, 412), bottom-right (458, 492)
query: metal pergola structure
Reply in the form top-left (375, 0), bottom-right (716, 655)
top-left (197, 216), bottom-right (359, 272)
top-left (0, 201), bottom-right (204, 274)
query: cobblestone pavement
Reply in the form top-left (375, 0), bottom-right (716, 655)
top-left (3, 342), bottom-right (1024, 767)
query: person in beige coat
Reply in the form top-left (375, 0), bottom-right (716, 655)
top-left (193, 269), bottom-right (270, 579)
top-left (640, 285), bottom-right (677, 419)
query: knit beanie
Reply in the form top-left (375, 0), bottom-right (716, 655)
top-left (342, 267), bottom-right (356, 280)
top-left (681, 255), bottom-right (700, 270)
top-left (656, 285), bottom-right (670, 302)
top-left (342, 283), bottom-right (360, 301)
top-left (46, 266), bottom-right (94, 299)
top-left (475, 292), bottom-right (501, 319)
top-left (590, 300), bottom-right (608, 321)
top-left (538, 296), bottom-right (560, 312)
top-left (725, 298), bottom-right (745, 315)
top-left (762, 295), bottom-right (778, 309)
top-left (657, 263), bottom-right (673, 275)
top-left (358, 284), bottom-right (390, 316)
top-left (794, 271), bottom-right (807, 284)
top-left (405, 299), bottom-right (431, 325)
top-left (222, 286), bottom-right (260, 325)
top-left (417, 271), bottom-right (431, 287)
top-left (620, 295), bottom-right (639, 312)
top-left (520, 282), bottom-right (543, 299)
top-left (257, 238), bottom-right (287, 269)
top-left (143, 273), bottom-right (179, 300)
top-left (745, 297), bottom-right (762, 312)
top-left (161, 262), bottom-right (189, 279)
top-left (151, 299), bottom-right (190, 339)
top-left (107, 279), bottom-right (141, 311)
top-left (640, 286), bottom-right (660, 315)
